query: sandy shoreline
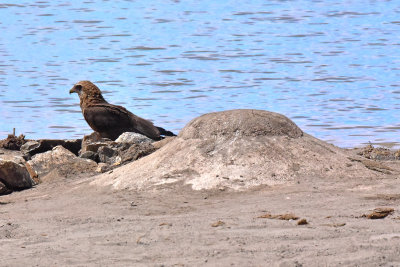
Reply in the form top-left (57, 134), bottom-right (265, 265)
top-left (1, 168), bottom-right (400, 266)
top-left (1, 110), bottom-right (400, 266)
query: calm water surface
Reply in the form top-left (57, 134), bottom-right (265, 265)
top-left (1, 1), bottom-right (400, 148)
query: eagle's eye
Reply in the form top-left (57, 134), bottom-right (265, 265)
top-left (75, 84), bottom-right (82, 91)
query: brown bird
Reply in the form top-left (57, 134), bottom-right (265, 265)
top-left (69, 81), bottom-right (175, 140)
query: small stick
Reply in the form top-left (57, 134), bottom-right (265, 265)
top-left (13, 128), bottom-right (15, 136)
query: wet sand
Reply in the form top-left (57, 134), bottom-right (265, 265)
top-left (1, 168), bottom-right (400, 266)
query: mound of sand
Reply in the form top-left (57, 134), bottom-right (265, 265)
top-left (94, 109), bottom-right (381, 190)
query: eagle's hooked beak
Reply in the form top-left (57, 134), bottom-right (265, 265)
top-left (69, 84), bottom-right (82, 94)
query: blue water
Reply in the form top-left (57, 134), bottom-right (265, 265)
top-left (1, 1), bottom-right (400, 148)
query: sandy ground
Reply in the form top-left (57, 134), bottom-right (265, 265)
top-left (1, 166), bottom-right (400, 266)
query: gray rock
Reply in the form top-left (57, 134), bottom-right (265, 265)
top-left (0, 159), bottom-right (34, 191)
top-left (20, 140), bottom-right (41, 161)
top-left (0, 148), bottom-right (25, 161)
top-left (119, 143), bottom-right (156, 163)
top-left (82, 142), bottom-right (110, 154)
top-left (20, 141), bottom-right (40, 154)
top-left (80, 132), bottom-right (114, 157)
top-left (79, 151), bottom-right (99, 162)
top-left (98, 146), bottom-right (119, 164)
top-left (22, 139), bottom-right (82, 158)
top-left (28, 145), bottom-right (97, 181)
top-left (115, 132), bottom-right (153, 144)
top-left (80, 132), bottom-right (158, 167)
top-left (97, 142), bottom-right (155, 166)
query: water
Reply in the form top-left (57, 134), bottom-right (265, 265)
top-left (1, 1), bottom-right (400, 148)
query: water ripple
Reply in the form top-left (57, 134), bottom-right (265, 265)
top-left (0, 0), bottom-right (399, 148)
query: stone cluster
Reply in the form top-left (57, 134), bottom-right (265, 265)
top-left (0, 132), bottom-right (170, 195)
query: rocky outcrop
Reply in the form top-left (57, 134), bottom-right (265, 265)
top-left (27, 146), bottom-right (97, 182)
top-left (94, 109), bottom-right (382, 191)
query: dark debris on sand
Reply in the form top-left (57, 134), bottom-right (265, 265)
top-left (0, 134), bottom-right (27, 151)
top-left (357, 144), bottom-right (400, 161)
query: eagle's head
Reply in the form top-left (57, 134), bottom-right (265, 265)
top-left (69, 81), bottom-right (106, 105)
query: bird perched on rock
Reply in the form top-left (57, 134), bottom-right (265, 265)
top-left (69, 81), bottom-right (175, 140)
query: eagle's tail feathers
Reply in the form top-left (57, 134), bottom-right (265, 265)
top-left (156, 126), bottom-right (176, 137)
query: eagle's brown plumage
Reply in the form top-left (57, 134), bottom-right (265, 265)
top-left (69, 81), bottom-right (174, 140)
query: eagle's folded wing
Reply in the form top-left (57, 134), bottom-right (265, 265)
top-left (83, 103), bottom-right (160, 140)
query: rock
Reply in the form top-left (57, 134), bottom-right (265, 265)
top-left (28, 145), bottom-right (97, 181)
top-left (80, 132), bottom-right (112, 154)
top-left (24, 161), bottom-right (39, 184)
top-left (0, 159), bottom-right (34, 191)
top-left (98, 146), bottom-right (118, 164)
top-left (82, 143), bottom-right (110, 154)
top-left (79, 151), bottom-right (99, 162)
top-left (0, 181), bottom-right (12, 195)
top-left (0, 148), bottom-right (37, 187)
top-left (20, 141), bottom-right (40, 154)
top-left (0, 148), bottom-right (25, 160)
top-left (112, 156), bottom-right (122, 166)
top-left (22, 139), bottom-right (82, 158)
top-left (152, 136), bottom-right (175, 149)
top-left (79, 133), bottom-right (113, 161)
top-left (115, 132), bottom-right (152, 144)
top-left (179, 109), bottom-right (303, 140)
top-left (119, 143), bottom-right (156, 163)
top-left (94, 109), bottom-right (383, 191)
top-left (96, 163), bottom-right (109, 173)
top-left (81, 132), bottom-right (157, 166)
